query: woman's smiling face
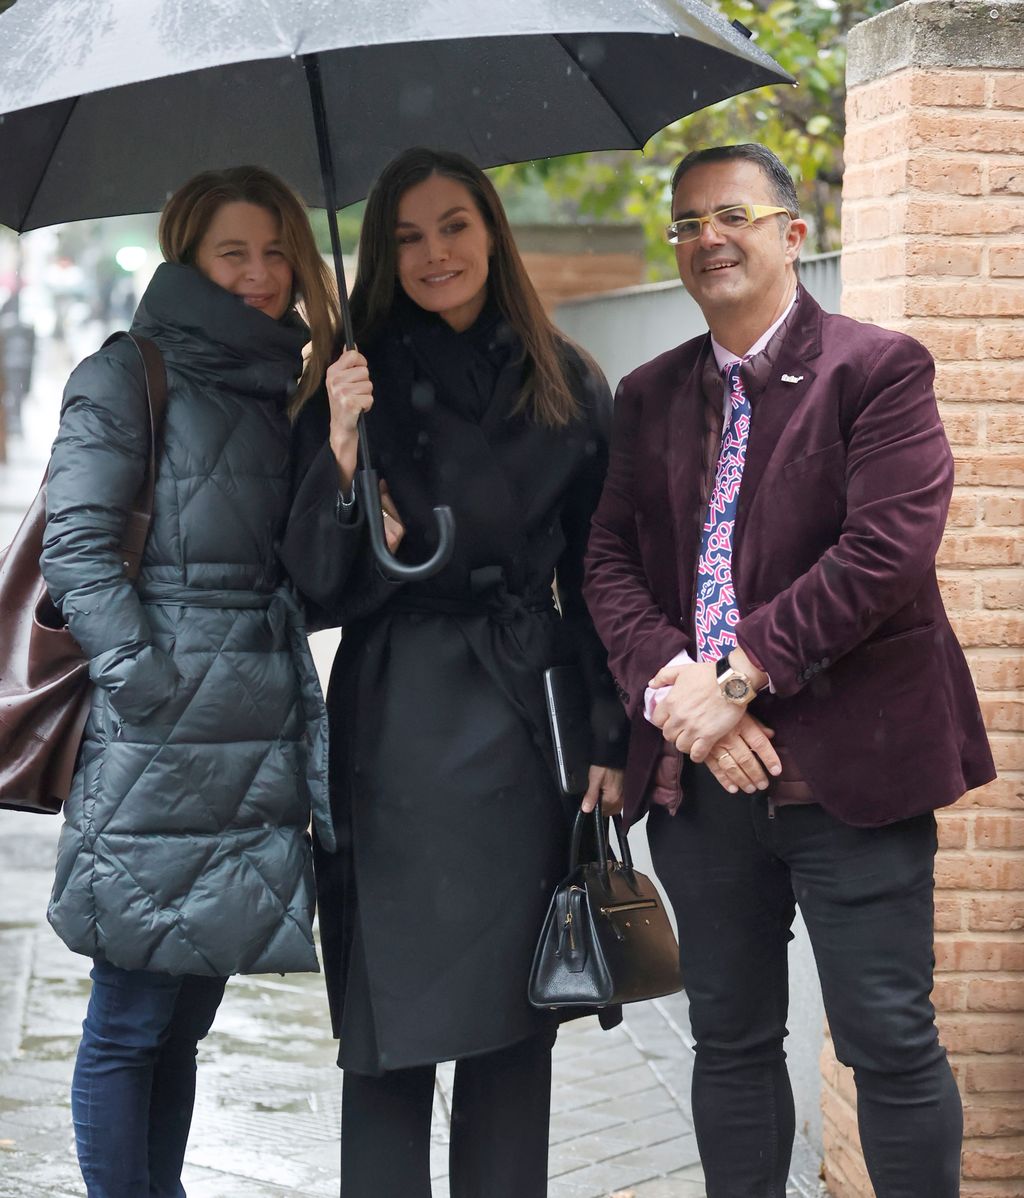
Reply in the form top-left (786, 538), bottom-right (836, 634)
top-left (194, 201), bottom-right (293, 320)
top-left (394, 174), bottom-right (493, 333)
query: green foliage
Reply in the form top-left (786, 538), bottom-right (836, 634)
top-left (493, 0), bottom-right (896, 277)
top-left (309, 204), bottom-right (365, 258)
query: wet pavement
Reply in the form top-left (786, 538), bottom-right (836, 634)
top-left (0, 810), bottom-right (828, 1198)
top-left (0, 335), bottom-right (827, 1197)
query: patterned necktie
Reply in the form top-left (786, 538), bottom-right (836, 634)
top-left (694, 361), bottom-right (751, 663)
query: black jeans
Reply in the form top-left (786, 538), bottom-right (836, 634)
top-left (339, 1032), bottom-right (555, 1198)
top-left (647, 765), bottom-right (961, 1198)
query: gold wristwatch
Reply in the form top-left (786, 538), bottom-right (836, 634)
top-left (715, 655), bottom-right (757, 706)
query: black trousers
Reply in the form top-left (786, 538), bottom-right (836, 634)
top-left (647, 764), bottom-right (962, 1198)
top-left (339, 1032), bottom-right (555, 1198)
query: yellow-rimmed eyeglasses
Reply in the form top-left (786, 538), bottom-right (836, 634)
top-left (665, 204), bottom-right (796, 245)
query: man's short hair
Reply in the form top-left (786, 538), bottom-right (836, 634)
top-left (670, 144), bottom-right (800, 216)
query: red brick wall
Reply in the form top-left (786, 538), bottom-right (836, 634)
top-left (836, 5), bottom-right (1024, 1192)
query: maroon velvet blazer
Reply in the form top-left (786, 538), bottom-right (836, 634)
top-left (583, 288), bottom-right (995, 828)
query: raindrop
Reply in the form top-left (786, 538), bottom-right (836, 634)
top-left (399, 82), bottom-right (436, 119)
top-left (412, 382), bottom-right (435, 413)
top-left (575, 37), bottom-right (607, 70)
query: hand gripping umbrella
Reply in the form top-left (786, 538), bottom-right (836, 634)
top-left (0, 0), bottom-right (793, 579)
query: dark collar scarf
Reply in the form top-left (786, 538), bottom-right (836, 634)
top-left (384, 290), bottom-right (525, 423)
top-left (131, 261), bottom-right (308, 404)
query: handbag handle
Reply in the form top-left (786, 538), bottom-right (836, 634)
top-left (568, 801), bottom-right (634, 873)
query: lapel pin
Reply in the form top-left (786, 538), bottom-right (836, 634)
top-left (781, 374), bottom-right (804, 384)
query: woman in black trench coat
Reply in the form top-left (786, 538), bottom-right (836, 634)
top-left (281, 148), bottom-right (628, 1198)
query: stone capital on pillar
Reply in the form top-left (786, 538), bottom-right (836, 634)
top-left (848, 0), bottom-right (1024, 84)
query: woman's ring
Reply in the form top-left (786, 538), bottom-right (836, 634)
top-left (718, 752), bottom-right (732, 763)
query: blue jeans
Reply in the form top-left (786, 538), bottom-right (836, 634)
top-left (71, 960), bottom-right (227, 1198)
top-left (648, 763), bottom-right (962, 1198)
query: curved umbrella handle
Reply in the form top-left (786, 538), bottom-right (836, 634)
top-left (356, 463), bottom-right (456, 582)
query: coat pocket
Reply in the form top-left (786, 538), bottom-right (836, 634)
top-left (782, 439), bottom-right (846, 483)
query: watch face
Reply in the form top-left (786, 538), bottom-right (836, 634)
top-left (723, 677), bottom-right (750, 700)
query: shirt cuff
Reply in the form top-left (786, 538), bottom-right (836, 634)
top-left (738, 644), bottom-right (775, 694)
top-left (642, 647), bottom-right (775, 724)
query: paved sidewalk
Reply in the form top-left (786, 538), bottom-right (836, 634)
top-left (0, 812), bottom-right (826, 1198)
top-left (1, 335), bottom-right (828, 1197)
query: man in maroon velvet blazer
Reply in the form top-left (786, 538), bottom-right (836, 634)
top-left (583, 144), bottom-right (994, 1198)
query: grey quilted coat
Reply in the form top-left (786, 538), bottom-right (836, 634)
top-left (41, 263), bottom-right (334, 977)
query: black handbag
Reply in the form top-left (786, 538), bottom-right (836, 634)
top-left (0, 333), bottom-right (167, 814)
top-left (528, 803), bottom-right (684, 1009)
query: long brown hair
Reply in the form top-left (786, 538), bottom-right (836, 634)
top-left (158, 166), bottom-right (338, 408)
top-left (349, 148), bottom-right (578, 428)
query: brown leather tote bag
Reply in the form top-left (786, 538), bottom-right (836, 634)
top-left (0, 333), bottom-right (167, 814)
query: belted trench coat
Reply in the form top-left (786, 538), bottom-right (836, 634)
top-left (282, 307), bottom-right (627, 1072)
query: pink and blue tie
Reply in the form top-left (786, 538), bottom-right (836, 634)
top-left (694, 362), bottom-right (750, 663)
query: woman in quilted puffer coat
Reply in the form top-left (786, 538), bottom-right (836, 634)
top-left (39, 166), bottom-right (351, 1198)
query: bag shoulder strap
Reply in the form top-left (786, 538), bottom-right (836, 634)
top-left (102, 331), bottom-right (168, 513)
top-left (101, 331), bottom-right (169, 577)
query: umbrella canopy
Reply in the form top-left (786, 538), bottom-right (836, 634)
top-left (0, 0), bottom-right (793, 580)
top-left (0, 0), bottom-right (793, 232)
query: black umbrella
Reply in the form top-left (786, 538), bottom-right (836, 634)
top-left (0, 0), bottom-right (793, 577)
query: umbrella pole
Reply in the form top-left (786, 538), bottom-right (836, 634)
top-left (302, 59), bottom-right (354, 348)
top-left (302, 54), bottom-right (455, 581)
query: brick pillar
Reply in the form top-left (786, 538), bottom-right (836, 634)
top-left (837, 2), bottom-right (1024, 1194)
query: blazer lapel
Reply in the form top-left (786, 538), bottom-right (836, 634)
top-left (667, 340), bottom-right (711, 623)
top-left (735, 291), bottom-right (825, 542)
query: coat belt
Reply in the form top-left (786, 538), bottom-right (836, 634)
top-left (387, 566), bottom-right (555, 626)
top-left (137, 582), bottom-right (284, 609)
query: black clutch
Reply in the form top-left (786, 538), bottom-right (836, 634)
top-left (528, 803), bottom-right (684, 1009)
top-left (543, 664), bottom-right (592, 797)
